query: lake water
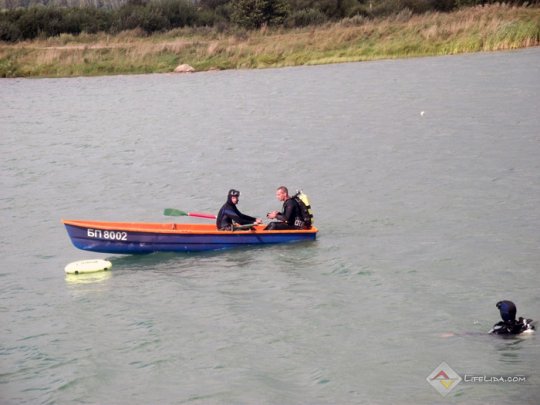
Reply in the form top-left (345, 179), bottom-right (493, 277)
top-left (1, 48), bottom-right (539, 404)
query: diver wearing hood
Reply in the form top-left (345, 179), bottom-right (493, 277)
top-left (489, 300), bottom-right (535, 335)
top-left (216, 189), bottom-right (262, 230)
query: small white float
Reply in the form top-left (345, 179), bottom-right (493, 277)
top-left (64, 259), bottom-right (112, 274)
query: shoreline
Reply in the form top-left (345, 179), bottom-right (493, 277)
top-left (1, 4), bottom-right (539, 78)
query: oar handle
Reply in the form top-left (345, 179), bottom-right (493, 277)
top-left (189, 212), bottom-right (217, 219)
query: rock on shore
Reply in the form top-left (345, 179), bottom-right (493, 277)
top-left (174, 64), bottom-right (195, 73)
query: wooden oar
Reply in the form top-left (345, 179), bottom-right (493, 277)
top-left (232, 223), bottom-right (259, 231)
top-left (163, 208), bottom-right (217, 219)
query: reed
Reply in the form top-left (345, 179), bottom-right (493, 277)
top-left (1, 4), bottom-right (539, 78)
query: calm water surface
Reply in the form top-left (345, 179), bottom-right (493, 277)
top-left (1, 48), bottom-right (539, 404)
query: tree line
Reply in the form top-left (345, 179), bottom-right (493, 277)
top-left (0, 0), bottom-right (536, 42)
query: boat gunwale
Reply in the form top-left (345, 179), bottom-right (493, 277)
top-left (62, 219), bottom-right (318, 235)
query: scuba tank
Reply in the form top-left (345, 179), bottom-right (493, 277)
top-left (295, 190), bottom-right (314, 227)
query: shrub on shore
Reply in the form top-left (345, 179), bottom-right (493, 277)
top-left (2, 0), bottom-right (538, 43)
top-left (0, 3), bottom-right (539, 77)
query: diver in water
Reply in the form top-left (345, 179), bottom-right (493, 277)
top-left (489, 300), bottom-right (535, 335)
top-left (216, 189), bottom-right (262, 231)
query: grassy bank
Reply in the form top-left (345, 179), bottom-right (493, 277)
top-left (1, 4), bottom-right (539, 78)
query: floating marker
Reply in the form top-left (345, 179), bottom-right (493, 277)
top-left (64, 259), bottom-right (112, 274)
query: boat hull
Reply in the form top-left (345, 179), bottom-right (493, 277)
top-left (62, 220), bottom-right (317, 254)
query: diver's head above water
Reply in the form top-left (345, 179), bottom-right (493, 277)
top-left (496, 300), bottom-right (516, 322)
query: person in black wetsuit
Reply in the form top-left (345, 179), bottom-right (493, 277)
top-left (265, 186), bottom-right (304, 231)
top-left (489, 300), bottom-right (535, 335)
top-left (216, 189), bottom-right (262, 231)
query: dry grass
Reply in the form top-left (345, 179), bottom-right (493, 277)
top-left (1, 4), bottom-right (539, 77)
